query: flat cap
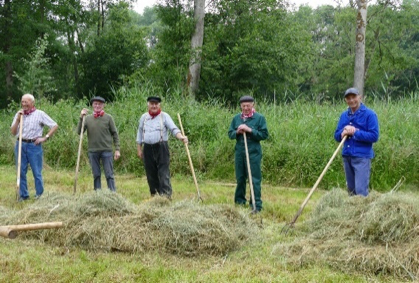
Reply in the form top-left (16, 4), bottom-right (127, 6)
top-left (239, 95), bottom-right (254, 103)
top-left (90, 96), bottom-right (106, 104)
top-left (344, 88), bottom-right (360, 97)
top-left (147, 96), bottom-right (161, 103)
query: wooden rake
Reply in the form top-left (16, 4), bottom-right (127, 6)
top-left (74, 115), bottom-right (86, 194)
top-left (243, 132), bottom-right (257, 213)
top-left (177, 113), bottom-right (203, 202)
top-left (16, 115), bottom-right (24, 201)
top-left (0, 222), bottom-right (63, 239)
top-left (281, 135), bottom-right (347, 234)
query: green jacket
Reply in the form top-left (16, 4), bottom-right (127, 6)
top-left (228, 112), bottom-right (269, 148)
top-left (77, 114), bottom-right (120, 152)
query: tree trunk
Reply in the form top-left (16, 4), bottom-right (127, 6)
top-left (354, 0), bottom-right (368, 97)
top-left (39, 0), bottom-right (45, 38)
top-left (76, 29), bottom-right (85, 54)
top-left (97, 0), bottom-right (101, 36)
top-left (187, 0), bottom-right (205, 99)
top-left (101, 0), bottom-right (105, 31)
top-left (67, 29), bottom-right (80, 96)
top-left (2, 0), bottom-right (13, 101)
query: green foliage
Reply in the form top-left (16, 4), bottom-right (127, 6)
top-left (4, 0), bottom-right (419, 107)
top-left (0, 86), bottom-right (417, 191)
top-left (295, 1), bottom-right (419, 100)
top-left (201, 0), bottom-right (314, 104)
top-left (13, 34), bottom-right (56, 98)
top-left (130, 0), bottom-right (195, 94)
top-left (78, 2), bottom-right (150, 100)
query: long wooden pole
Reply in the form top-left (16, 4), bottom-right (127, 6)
top-left (243, 132), bottom-right (257, 212)
top-left (177, 113), bottom-right (202, 201)
top-left (287, 135), bottom-right (348, 227)
top-left (0, 222), bottom-right (63, 239)
top-left (74, 115), bottom-right (85, 194)
top-left (16, 115), bottom-right (24, 201)
top-left (0, 227), bottom-right (17, 239)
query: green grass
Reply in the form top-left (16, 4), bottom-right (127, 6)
top-left (0, 165), bottom-right (402, 282)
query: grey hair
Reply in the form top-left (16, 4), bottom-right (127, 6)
top-left (22, 94), bottom-right (35, 103)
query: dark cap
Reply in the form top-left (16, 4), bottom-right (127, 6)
top-left (239, 95), bottom-right (254, 103)
top-left (90, 96), bottom-right (106, 104)
top-left (147, 96), bottom-right (161, 103)
top-left (344, 88), bottom-right (360, 97)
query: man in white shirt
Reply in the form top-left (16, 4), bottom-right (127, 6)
top-left (10, 94), bottom-right (58, 201)
top-left (136, 96), bottom-right (187, 198)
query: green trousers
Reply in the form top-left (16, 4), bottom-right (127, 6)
top-left (234, 142), bottom-right (262, 211)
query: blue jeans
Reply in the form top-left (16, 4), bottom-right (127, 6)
top-left (88, 151), bottom-right (116, 191)
top-left (343, 156), bottom-right (371, 196)
top-left (14, 142), bottom-right (44, 199)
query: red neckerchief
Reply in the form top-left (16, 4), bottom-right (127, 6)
top-left (24, 107), bottom-right (36, 115)
top-left (241, 108), bottom-right (255, 120)
top-left (94, 110), bottom-right (105, 118)
top-left (149, 109), bottom-right (161, 119)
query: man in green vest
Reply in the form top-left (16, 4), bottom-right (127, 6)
top-left (77, 96), bottom-right (120, 191)
top-left (228, 96), bottom-right (269, 212)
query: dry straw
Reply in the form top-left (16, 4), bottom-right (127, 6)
top-left (274, 189), bottom-right (419, 280)
top-left (0, 191), bottom-right (258, 257)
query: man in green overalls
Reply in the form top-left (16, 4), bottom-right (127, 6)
top-left (228, 96), bottom-right (269, 212)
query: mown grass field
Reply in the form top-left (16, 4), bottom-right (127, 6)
top-left (0, 165), bottom-right (407, 283)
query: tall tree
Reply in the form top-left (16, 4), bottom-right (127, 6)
top-left (1, 0), bottom-right (14, 101)
top-left (354, 0), bottom-right (368, 95)
top-left (200, 0), bottom-right (313, 103)
top-left (187, 0), bottom-right (205, 98)
top-left (78, 2), bottom-right (149, 100)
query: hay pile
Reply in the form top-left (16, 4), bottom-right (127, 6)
top-left (274, 189), bottom-right (419, 280)
top-left (0, 192), bottom-right (258, 257)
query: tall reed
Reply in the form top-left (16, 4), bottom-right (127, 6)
top-left (0, 88), bottom-right (417, 191)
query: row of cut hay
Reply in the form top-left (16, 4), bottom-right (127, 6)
top-left (274, 189), bottom-right (419, 280)
top-left (0, 191), bottom-right (258, 257)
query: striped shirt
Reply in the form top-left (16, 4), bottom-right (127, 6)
top-left (136, 112), bottom-right (181, 145)
top-left (11, 110), bottom-right (57, 139)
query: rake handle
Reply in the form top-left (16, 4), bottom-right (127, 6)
top-left (0, 222), bottom-right (63, 239)
top-left (16, 114), bottom-right (24, 201)
top-left (177, 113), bottom-right (202, 200)
top-left (243, 132), bottom-right (257, 212)
top-left (288, 135), bottom-right (348, 226)
top-left (74, 115), bottom-right (86, 194)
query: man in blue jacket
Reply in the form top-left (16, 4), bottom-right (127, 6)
top-left (334, 87), bottom-right (379, 196)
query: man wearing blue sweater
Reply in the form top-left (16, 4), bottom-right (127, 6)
top-left (334, 88), bottom-right (379, 196)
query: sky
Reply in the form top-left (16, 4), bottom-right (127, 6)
top-left (132, 0), bottom-right (340, 15)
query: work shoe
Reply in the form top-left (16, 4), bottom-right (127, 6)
top-left (18, 197), bottom-right (29, 202)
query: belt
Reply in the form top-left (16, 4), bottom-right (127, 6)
top-left (18, 138), bottom-right (37, 143)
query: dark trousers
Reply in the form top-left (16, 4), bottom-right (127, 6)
top-left (88, 151), bottom-right (116, 191)
top-left (234, 143), bottom-right (263, 211)
top-left (143, 142), bottom-right (172, 197)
